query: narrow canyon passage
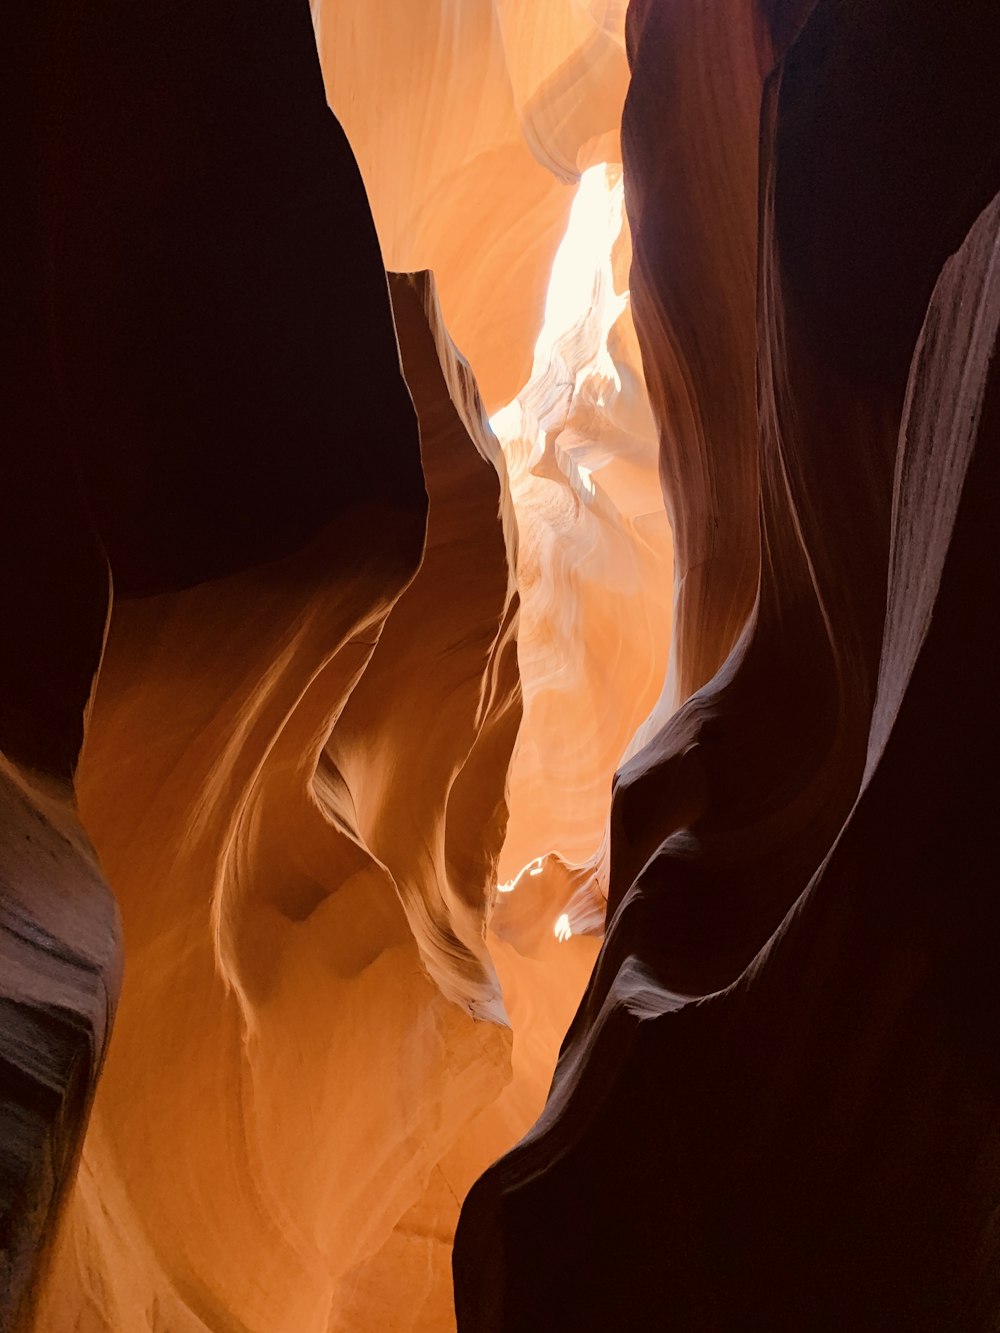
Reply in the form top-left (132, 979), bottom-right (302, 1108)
top-left (4, 3), bottom-right (1000, 1332)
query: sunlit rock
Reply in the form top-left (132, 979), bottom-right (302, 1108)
top-left (312, 1), bottom-right (631, 411)
top-left (492, 163), bottom-right (671, 887)
top-left (10, 1), bottom-right (999, 1330)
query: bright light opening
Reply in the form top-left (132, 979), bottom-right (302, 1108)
top-left (497, 856), bottom-right (545, 894)
top-left (554, 913), bottom-right (573, 943)
top-left (531, 163), bottom-right (626, 378)
top-left (489, 161), bottom-right (629, 478)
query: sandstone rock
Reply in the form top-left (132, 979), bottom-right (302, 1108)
top-left (455, 3), bottom-right (1000, 1328)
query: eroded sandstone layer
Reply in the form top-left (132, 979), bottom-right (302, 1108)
top-left (455, 2), bottom-right (1000, 1329)
top-left (313, 0), bottom-right (632, 412)
top-left (8, 0), bottom-right (999, 1329)
top-left (32, 268), bottom-right (516, 1331)
top-left (10, 0), bottom-right (664, 1325)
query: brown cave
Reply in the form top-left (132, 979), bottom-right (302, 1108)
top-left (4, 3), bottom-right (1000, 1331)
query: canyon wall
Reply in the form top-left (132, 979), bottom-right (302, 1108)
top-left (312, 0), bottom-right (632, 412)
top-left (31, 264), bottom-right (515, 1330)
top-left (8, 1), bottom-right (487, 1327)
top-left (8, 0), bottom-right (999, 1329)
top-left (8, 3), bottom-right (648, 1327)
top-left (0, 369), bottom-right (118, 1327)
top-left (455, 1), bottom-right (1000, 1328)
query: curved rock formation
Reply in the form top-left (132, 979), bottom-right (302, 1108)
top-left (4, 13), bottom-right (119, 1321)
top-left (9, 0), bottom-right (484, 1326)
top-left (493, 164), bottom-right (672, 883)
top-left (624, 0), bottom-right (764, 704)
top-left (33, 266), bottom-right (520, 1330)
top-left (10, 0), bottom-right (661, 1324)
top-left (455, 2), bottom-right (1000, 1329)
top-left (11, 0), bottom-right (1000, 1329)
top-left (0, 500), bottom-right (117, 1329)
top-left (313, 1), bottom-right (631, 412)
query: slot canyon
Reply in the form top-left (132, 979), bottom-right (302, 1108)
top-left (4, 1), bottom-right (1000, 1329)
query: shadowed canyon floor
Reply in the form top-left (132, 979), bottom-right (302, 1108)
top-left (4, 2), bottom-right (1000, 1331)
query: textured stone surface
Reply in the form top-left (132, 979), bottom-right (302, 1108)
top-left (3, 22), bottom-right (119, 1315)
top-left (10, 1), bottom-right (999, 1329)
top-left (455, 3), bottom-right (1000, 1329)
top-left (313, 0), bottom-right (632, 412)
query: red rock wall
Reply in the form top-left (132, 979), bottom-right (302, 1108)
top-left (9, 0), bottom-right (1000, 1328)
top-left (455, 2), bottom-right (1000, 1328)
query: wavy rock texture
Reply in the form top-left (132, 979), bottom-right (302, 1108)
top-left (456, 2), bottom-right (1000, 1328)
top-left (624, 0), bottom-right (764, 705)
top-left (7, 0), bottom-right (537, 1329)
top-left (319, 272), bottom-right (611, 1333)
top-left (2, 28), bottom-right (120, 1322)
top-left (33, 263), bottom-right (523, 1329)
top-left (14, 0), bottom-right (996, 1329)
top-left (493, 165), bottom-right (672, 885)
top-left (10, 0), bottom-right (673, 1327)
top-left (0, 760), bottom-right (119, 1330)
top-left (0, 569), bottom-right (118, 1331)
top-left (30, 241), bottom-right (544, 1325)
top-left (312, 1), bottom-right (631, 412)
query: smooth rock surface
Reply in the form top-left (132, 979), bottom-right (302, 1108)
top-left (455, 3), bottom-right (1000, 1328)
